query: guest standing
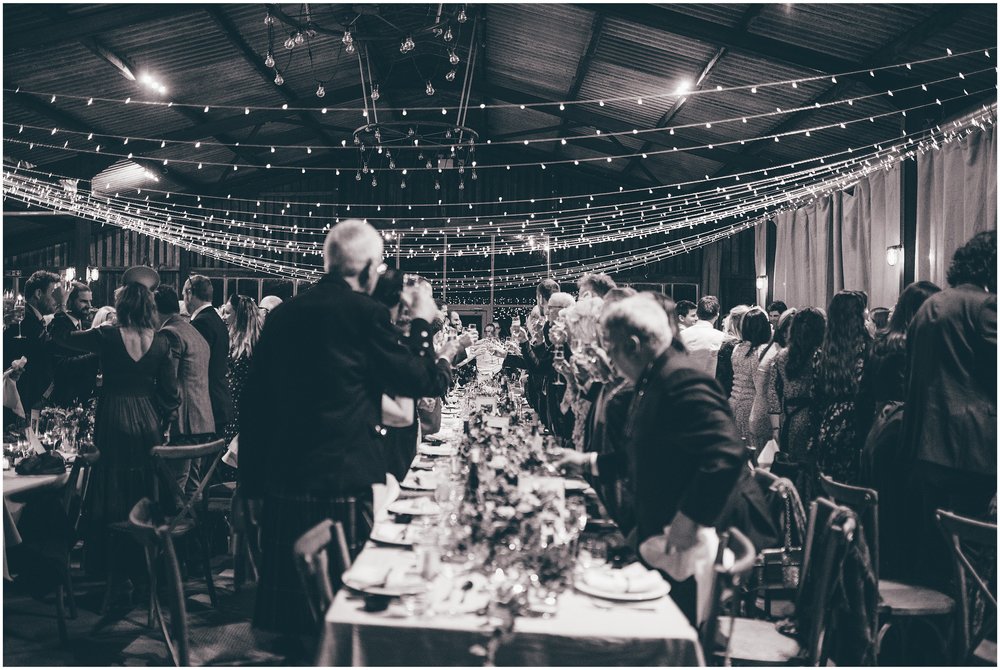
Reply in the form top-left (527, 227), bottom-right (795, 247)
top-left (680, 295), bottom-right (728, 376)
top-left (770, 308), bottom-right (826, 463)
top-left (728, 308), bottom-right (770, 446)
top-left (183, 275), bottom-right (233, 436)
top-left (54, 282), bottom-right (179, 580)
top-left (901, 231), bottom-right (996, 588)
top-left (222, 294), bottom-right (263, 448)
top-left (3, 271), bottom-right (59, 416)
top-left (153, 286), bottom-right (214, 445)
top-left (715, 305), bottom-right (750, 397)
top-left (49, 281), bottom-right (100, 407)
top-left (810, 290), bottom-right (872, 485)
top-left (239, 220), bottom-right (468, 636)
top-left (766, 301), bottom-right (788, 330)
top-left (750, 309), bottom-right (795, 452)
top-left (675, 300), bottom-right (698, 331)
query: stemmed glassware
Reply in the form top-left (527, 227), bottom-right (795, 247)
top-left (12, 297), bottom-right (26, 339)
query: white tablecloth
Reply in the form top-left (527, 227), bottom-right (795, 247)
top-left (317, 413), bottom-right (703, 666)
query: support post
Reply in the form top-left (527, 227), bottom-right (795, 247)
top-left (72, 219), bottom-right (91, 279)
top-left (901, 118), bottom-right (919, 288)
top-left (489, 235), bottom-right (496, 324)
top-left (442, 232), bottom-right (448, 303)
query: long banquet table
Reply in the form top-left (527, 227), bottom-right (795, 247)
top-left (318, 405), bottom-right (704, 666)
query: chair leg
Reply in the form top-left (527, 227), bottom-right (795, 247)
top-left (197, 527), bottom-right (218, 607)
top-left (232, 529), bottom-right (244, 592)
top-left (65, 570), bottom-right (78, 619)
top-left (145, 547), bottom-right (158, 630)
top-left (56, 584), bottom-right (68, 644)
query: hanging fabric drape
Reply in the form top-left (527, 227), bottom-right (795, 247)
top-left (915, 124), bottom-right (997, 287)
top-left (772, 164), bottom-right (901, 310)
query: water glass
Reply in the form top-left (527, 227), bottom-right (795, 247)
top-left (577, 535), bottom-right (608, 569)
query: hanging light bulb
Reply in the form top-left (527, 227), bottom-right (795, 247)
top-left (426, 159), bottom-right (433, 169)
top-left (471, 170), bottom-right (478, 180)
top-left (445, 129), bottom-right (453, 139)
top-left (316, 83), bottom-right (326, 98)
top-left (371, 176), bottom-right (377, 187)
top-left (417, 152), bottom-right (424, 160)
top-left (355, 171), bottom-right (362, 181)
top-left (449, 50), bottom-right (460, 65)
top-left (389, 159), bottom-right (396, 169)
top-left (362, 163), bottom-right (369, 174)
top-left (425, 81), bottom-right (435, 96)
top-left (445, 69), bottom-right (456, 81)
top-left (408, 128), bottom-right (415, 137)
top-left (371, 85), bottom-right (380, 102)
top-left (284, 36), bottom-right (296, 50)
top-left (434, 179), bottom-right (441, 190)
top-left (294, 31), bottom-right (305, 45)
top-left (457, 8), bottom-right (468, 23)
top-left (459, 179), bottom-right (465, 190)
top-left (342, 30), bottom-right (353, 45)
top-left (345, 42), bottom-right (355, 55)
top-left (274, 71), bottom-right (284, 85)
top-left (400, 178), bottom-right (406, 189)
top-left (264, 53), bottom-right (275, 68)
top-left (444, 27), bottom-right (453, 42)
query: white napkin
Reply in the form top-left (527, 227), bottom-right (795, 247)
top-left (758, 439), bottom-right (779, 470)
top-left (583, 562), bottom-right (663, 594)
top-left (222, 434), bottom-right (239, 468)
top-left (658, 525), bottom-right (720, 625)
top-left (373, 473), bottom-right (401, 522)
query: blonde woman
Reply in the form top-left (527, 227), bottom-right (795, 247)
top-left (223, 294), bottom-right (263, 447)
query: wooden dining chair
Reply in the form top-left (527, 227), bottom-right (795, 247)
top-left (293, 518), bottom-right (353, 627)
top-left (935, 509), bottom-right (997, 666)
top-left (819, 473), bottom-right (955, 659)
top-left (54, 451), bottom-right (98, 643)
top-left (700, 527), bottom-right (758, 664)
top-left (714, 498), bottom-right (857, 666)
top-left (103, 439), bottom-right (226, 626)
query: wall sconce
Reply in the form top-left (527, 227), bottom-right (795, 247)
top-left (756, 275), bottom-right (768, 290)
top-left (86, 267), bottom-right (100, 283)
top-left (63, 267), bottom-right (76, 283)
top-left (886, 245), bottom-right (903, 267)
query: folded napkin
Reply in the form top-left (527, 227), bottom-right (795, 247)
top-left (345, 564), bottom-right (422, 591)
top-left (583, 562), bottom-right (663, 594)
top-left (373, 474), bottom-right (401, 522)
top-left (657, 525), bottom-right (720, 625)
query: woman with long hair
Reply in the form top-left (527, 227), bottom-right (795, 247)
top-left (54, 282), bottom-right (180, 591)
top-left (728, 307), bottom-right (771, 445)
top-left (223, 294), bottom-right (263, 447)
top-left (715, 305), bottom-right (751, 397)
top-left (750, 308), bottom-right (796, 451)
top-left (810, 290), bottom-right (872, 484)
top-left (770, 308), bottom-right (826, 463)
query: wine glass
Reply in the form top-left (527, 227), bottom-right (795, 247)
top-left (12, 300), bottom-right (26, 339)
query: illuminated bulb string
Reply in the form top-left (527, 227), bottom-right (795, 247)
top-left (7, 89), bottom-right (993, 246)
top-left (7, 113), bottom-right (985, 286)
top-left (8, 66), bottom-right (992, 178)
top-left (5, 67), bottom-right (983, 154)
top-left (4, 47), bottom-right (989, 114)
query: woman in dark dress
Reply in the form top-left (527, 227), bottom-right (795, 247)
top-left (222, 294), bottom-right (263, 449)
top-left (56, 282), bottom-right (179, 580)
top-left (810, 290), bottom-right (872, 486)
top-left (771, 308), bottom-right (826, 463)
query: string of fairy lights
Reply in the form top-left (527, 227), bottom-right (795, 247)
top-left (5, 63), bottom-right (994, 182)
top-left (6, 106), bottom-right (994, 293)
top-left (5, 59), bottom-right (992, 161)
top-left (5, 46), bottom-right (988, 115)
top-left (7, 87), bottom-right (995, 265)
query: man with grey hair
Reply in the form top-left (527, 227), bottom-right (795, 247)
top-left (240, 219), bottom-right (469, 638)
top-left (557, 293), bottom-right (743, 624)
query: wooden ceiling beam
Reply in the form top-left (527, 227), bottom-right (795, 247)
top-left (205, 7), bottom-right (340, 150)
top-left (4, 4), bottom-right (198, 54)
top-left (582, 4), bottom-right (966, 105)
top-left (555, 11), bottom-right (605, 161)
top-left (5, 86), bottom-right (206, 192)
top-left (481, 83), bottom-right (766, 171)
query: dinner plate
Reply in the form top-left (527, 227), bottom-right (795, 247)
top-left (342, 566), bottom-right (427, 596)
top-left (574, 574), bottom-right (670, 602)
top-left (369, 523), bottom-right (416, 547)
top-left (387, 498), bottom-right (443, 516)
top-left (418, 443), bottom-right (456, 457)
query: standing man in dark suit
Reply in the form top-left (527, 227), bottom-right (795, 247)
top-left (48, 281), bottom-right (100, 407)
top-left (901, 230), bottom-right (997, 588)
top-left (3, 271), bottom-right (60, 418)
top-left (239, 219), bottom-right (471, 640)
top-left (557, 293), bottom-right (744, 623)
top-left (183, 275), bottom-right (232, 436)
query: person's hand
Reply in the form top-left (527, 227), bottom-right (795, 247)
top-left (505, 340), bottom-right (522, 356)
top-left (512, 326), bottom-right (529, 344)
top-left (458, 330), bottom-right (478, 349)
top-left (552, 448), bottom-right (591, 476)
top-left (403, 282), bottom-right (438, 323)
top-left (549, 324), bottom-right (568, 346)
top-left (664, 511), bottom-right (700, 554)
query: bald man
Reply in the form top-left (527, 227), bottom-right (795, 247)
top-left (239, 219), bottom-right (471, 636)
